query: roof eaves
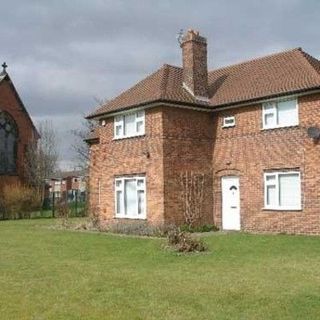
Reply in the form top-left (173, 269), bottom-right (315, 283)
top-left (86, 98), bottom-right (211, 119)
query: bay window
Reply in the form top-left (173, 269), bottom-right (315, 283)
top-left (262, 98), bottom-right (298, 129)
top-left (114, 110), bottom-right (145, 139)
top-left (264, 171), bottom-right (301, 210)
top-left (115, 176), bottom-right (146, 219)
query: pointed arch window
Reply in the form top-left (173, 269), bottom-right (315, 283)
top-left (0, 111), bottom-right (18, 174)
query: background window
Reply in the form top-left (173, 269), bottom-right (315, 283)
top-left (264, 171), bottom-right (301, 210)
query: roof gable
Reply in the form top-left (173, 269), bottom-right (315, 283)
top-left (0, 71), bottom-right (39, 138)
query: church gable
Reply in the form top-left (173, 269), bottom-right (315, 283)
top-left (0, 64), bottom-right (38, 182)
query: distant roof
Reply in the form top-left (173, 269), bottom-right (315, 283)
top-left (87, 48), bottom-right (320, 118)
top-left (51, 170), bottom-right (86, 180)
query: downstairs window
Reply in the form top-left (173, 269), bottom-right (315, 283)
top-left (264, 171), bottom-right (301, 210)
top-left (115, 176), bottom-right (146, 219)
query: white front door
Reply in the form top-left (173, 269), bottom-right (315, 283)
top-left (221, 176), bottom-right (240, 230)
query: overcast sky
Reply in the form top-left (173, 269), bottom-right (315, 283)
top-left (1, 0), bottom-right (319, 169)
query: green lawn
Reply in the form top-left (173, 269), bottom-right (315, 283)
top-left (0, 219), bottom-right (320, 319)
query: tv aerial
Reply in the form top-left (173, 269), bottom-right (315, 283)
top-left (176, 29), bottom-right (184, 45)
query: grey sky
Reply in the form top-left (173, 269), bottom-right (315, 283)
top-left (1, 0), bottom-right (319, 168)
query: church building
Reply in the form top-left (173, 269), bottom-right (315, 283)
top-left (0, 63), bottom-right (39, 188)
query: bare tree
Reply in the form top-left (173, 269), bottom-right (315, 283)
top-left (24, 120), bottom-right (59, 198)
top-left (71, 117), bottom-right (96, 170)
top-left (71, 97), bottom-right (106, 170)
top-left (180, 171), bottom-right (206, 228)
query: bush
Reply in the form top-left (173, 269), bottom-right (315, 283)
top-left (56, 200), bottom-right (71, 227)
top-left (180, 224), bottom-right (219, 233)
top-left (106, 221), bottom-right (176, 237)
top-left (0, 183), bottom-right (41, 219)
top-left (167, 229), bottom-right (207, 253)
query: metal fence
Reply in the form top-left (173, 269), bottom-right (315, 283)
top-left (43, 190), bottom-right (87, 218)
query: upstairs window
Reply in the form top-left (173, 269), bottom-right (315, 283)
top-left (264, 171), bottom-right (301, 210)
top-left (114, 110), bottom-right (145, 139)
top-left (115, 176), bottom-right (146, 219)
top-left (0, 111), bottom-right (18, 174)
top-left (262, 98), bottom-right (298, 129)
top-left (223, 116), bottom-right (235, 128)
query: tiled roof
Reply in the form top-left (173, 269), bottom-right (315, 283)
top-left (87, 64), bottom-right (206, 118)
top-left (51, 170), bottom-right (86, 180)
top-left (208, 48), bottom-right (320, 107)
top-left (88, 48), bottom-right (320, 118)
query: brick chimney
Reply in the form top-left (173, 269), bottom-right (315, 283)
top-left (180, 29), bottom-right (208, 101)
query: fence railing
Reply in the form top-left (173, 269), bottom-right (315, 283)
top-left (44, 190), bottom-right (87, 218)
top-left (0, 190), bottom-right (88, 220)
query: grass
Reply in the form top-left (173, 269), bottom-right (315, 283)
top-left (0, 219), bottom-right (320, 319)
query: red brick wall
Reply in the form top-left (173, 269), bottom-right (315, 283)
top-left (88, 107), bottom-right (165, 225)
top-left (212, 93), bottom-right (320, 234)
top-left (162, 106), bottom-right (213, 225)
top-left (88, 106), bottom-right (215, 227)
top-left (0, 79), bottom-right (36, 189)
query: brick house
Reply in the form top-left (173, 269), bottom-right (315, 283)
top-left (46, 170), bottom-right (87, 202)
top-left (86, 30), bottom-right (320, 234)
top-left (0, 64), bottom-right (39, 189)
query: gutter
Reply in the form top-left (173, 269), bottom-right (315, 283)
top-left (86, 86), bottom-right (320, 120)
top-left (85, 99), bottom-right (211, 120)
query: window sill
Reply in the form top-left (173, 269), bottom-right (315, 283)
top-left (261, 124), bottom-right (299, 131)
top-left (114, 215), bottom-right (147, 220)
top-left (113, 134), bottom-right (145, 141)
top-left (262, 207), bottom-right (302, 212)
top-left (222, 125), bottom-right (235, 129)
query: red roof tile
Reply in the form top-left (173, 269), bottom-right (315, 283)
top-left (208, 48), bottom-right (320, 107)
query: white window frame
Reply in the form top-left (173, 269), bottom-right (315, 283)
top-left (114, 110), bottom-right (145, 139)
top-left (223, 116), bottom-right (235, 128)
top-left (114, 176), bottom-right (146, 219)
top-left (264, 171), bottom-right (301, 210)
top-left (262, 98), bottom-right (298, 129)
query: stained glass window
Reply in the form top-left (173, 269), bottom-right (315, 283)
top-left (0, 111), bottom-right (18, 174)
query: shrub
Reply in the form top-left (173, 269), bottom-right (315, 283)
top-left (180, 224), bottom-right (219, 233)
top-left (56, 200), bottom-right (71, 227)
top-left (89, 206), bottom-right (101, 229)
top-left (106, 221), bottom-right (176, 237)
top-left (0, 183), bottom-right (41, 219)
top-left (167, 229), bottom-right (207, 253)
